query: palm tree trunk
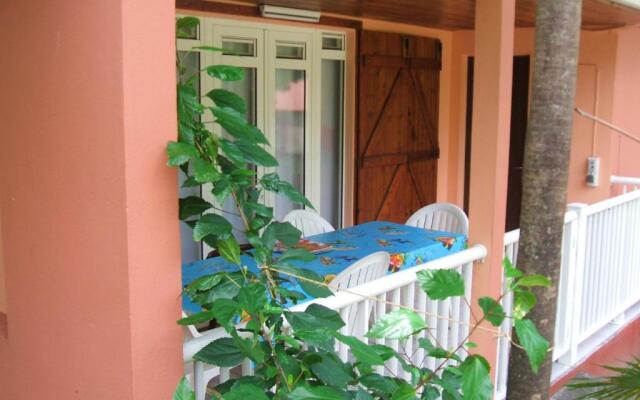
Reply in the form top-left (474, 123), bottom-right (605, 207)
top-left (506, 0), bottom-right (582, 398)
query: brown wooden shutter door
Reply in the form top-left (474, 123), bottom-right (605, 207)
top-left (356, 31), bottom-right (441, 224)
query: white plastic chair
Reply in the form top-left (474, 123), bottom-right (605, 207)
top-left (283, 209), bottom-right (335, 237)
top-left (182, 312), bottom-right (221, 400)
top-left (329, 252), bottom-right (390, 339)
top-left (405, 202), bottom-right (469, 235)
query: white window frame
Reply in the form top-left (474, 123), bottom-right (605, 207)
top-left (177, 14), bottom-right (350, 254)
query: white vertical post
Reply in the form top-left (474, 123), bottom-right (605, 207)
top-left (566, 204), bottom-right (588, 365)
top-left (194, 361), bottom-right (206, 400)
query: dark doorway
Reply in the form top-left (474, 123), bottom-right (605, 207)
top-left (463, 55), bottom-right (531, 231)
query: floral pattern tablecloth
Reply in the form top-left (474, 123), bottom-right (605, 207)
top-left (182, 221), bottom-right (467, 313)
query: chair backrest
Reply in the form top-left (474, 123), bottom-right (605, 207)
top-left (283, 209), bottom-right (335, 237)
top-left (329, 251), bottom-right (390, 291)
top-left (329, 252), bottom-right (390, 338)
top-left (405, 202), bottom-right (469, 235)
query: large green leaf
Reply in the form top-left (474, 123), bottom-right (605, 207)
top-left (179, 196), bottom-right (213, 220)
top-left (355, 389), bottom-right (374, 400)
top-left (417, 269), bottom-right (465, 300)
top-left (187, 272), bottom-right (244, 306)
top-left (192, 157), bottom-right (220, 183)
top-left (205, 65), bottom-right (244, 81)
top-left (514, 318), bottom-right (549, 374)
top-left (235, 141), bottom-right (278, 167)
top-left (185, 273), bottom-right (223, 292)
top-left (503, 257), bottom-right (523, 278)
top-left (177, 309), bottom-right (215, 326)
top-left (287, 385), bottom-right (350, 400)
top-left (167, 141), bottom-right (198, 166)
top-left (478, 297), bottom-right (505, 327)
top-left (194, 337), bottom-right (244, 367)
top-left (295, 329), bottom-right (335, 351)
top-left (206, 89), bottom-right (247, 115)
top-left (260, 173), bottom-right (314, 209)
top-left (460, 355), bottom-right (493, 400)
top-left (391, 383), bottom-right (416, 400)
top-left (231, 333), bottom-right (266, 363)
top-left (218, 139), bottom-right (246, 166)
top-left (176, 16), bottom-right (199, 39)
top-left (212, 107), bottom-right (268, 145)
top-left (208, 298), bottom-right (239, 326)
top-left (173, 376), bottom-right (195, 400)
top-left (237, 284), bottom-right (266, 314)
top-left (421, 386), bottom-right (440, 400)
top-left (332, 332), bottom-right (385, 366)
top-left (216, 235), bottom-right (242, 265)
top-left (264, 222), bottom-right (301, 247)
top-left (275, 264), bottom-right (333, 298)
top-left (359, 374), bottom-right (401, 396)
top-left (308, 351), bottom-right (355, 388)
top-left (285, 304), bottom-right (345, 332)
top-left (366, 309), bottom-right (427, 340)
top-left (222, 382), bottom-right (268, 400)
top-left (513, 290), bottom-right (537, 319)
top-left (516, 274), bottom-right (551, 288)
top-left (243, 202), bottom-right (273, 219)
top-left (278, 248), bottom-right (315, 263)
top-left (193, 214), bottom-right (232, 241)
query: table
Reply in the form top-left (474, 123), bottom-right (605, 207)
top-left (182, 221), bottom-right (468, 313)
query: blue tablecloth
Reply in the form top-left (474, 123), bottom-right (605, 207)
top-left (182, 221), bottom-right (467, 313)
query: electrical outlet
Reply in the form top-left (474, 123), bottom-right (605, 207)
top-left (587, 157), bottom-right (600, 187)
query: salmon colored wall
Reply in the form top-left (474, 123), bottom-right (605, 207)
top-left (0, 0), bottom-right (182, 399)
top-left (0, 211), bottom-right (5, 314)
top-left (465, 0), bottom-right (515, 375)
top-left (449, 28), bottom-right (625, 207)
top-left (611, 26), bottom-right (640, 183)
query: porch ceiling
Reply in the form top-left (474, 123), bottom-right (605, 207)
top-left (228, 0), bottom-right (640, 30)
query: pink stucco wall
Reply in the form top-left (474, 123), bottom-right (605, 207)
top-left (447, 27), bottom-right (635, 208)
top-left (611, 26), bottom-right (640, 184)
top-left (0, 0), bottom-right (183, 399)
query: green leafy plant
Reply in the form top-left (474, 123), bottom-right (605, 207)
top-left (171, 16), bottom-right (551, 399)
top-left (566, 358), bottom-right (640, 399)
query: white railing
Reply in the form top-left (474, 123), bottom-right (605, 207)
top-left (183, 245), bottom-right (487, 400)
top-left (611, 175), bottom-right (640, 193)
top-left (495, 189), bottom-right (640, 398)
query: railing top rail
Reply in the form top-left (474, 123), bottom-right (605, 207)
top-left (503, 211), bottom-right (577, 245)
top-left (574, 189), bottom-right (640, 216)
top-left (183, 244), bottom-right (487, 362)
top-left (611, 175), bottom-right (640, 185)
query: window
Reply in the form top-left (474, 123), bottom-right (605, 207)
top-left (177, 15), bottom-right (349, 259)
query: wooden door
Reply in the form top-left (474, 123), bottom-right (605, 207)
top-left (356, 31), bottom-right (441, 224)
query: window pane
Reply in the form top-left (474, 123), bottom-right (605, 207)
top-left (320, 60), bottom-right (344, 228)
top-left (222, 38), bottom-right (256, 57)
top-left (275, 69), bottom-right (306, 220)
top-left (220, 68), bottom-right (258, 244)
top-left (276, 42), bottom-right (305, 60)
top-left (322, 34), bottom-right (344, 50)
top-left (177, 51), bottom-right (202, 263)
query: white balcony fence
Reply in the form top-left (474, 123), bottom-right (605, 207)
top-left (611, 174), bottom-right (640, 193)
top-left (495, 189), bottom-right (640, 399)
top-left (183, 245), bottom-right (487, 400)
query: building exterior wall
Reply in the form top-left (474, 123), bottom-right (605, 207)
top-left (448, 28), bottom-right (630, 208)
top-left (611, 26), bottom-right (640, 185)
top-left (0, 0), bottom-right (182, 399)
